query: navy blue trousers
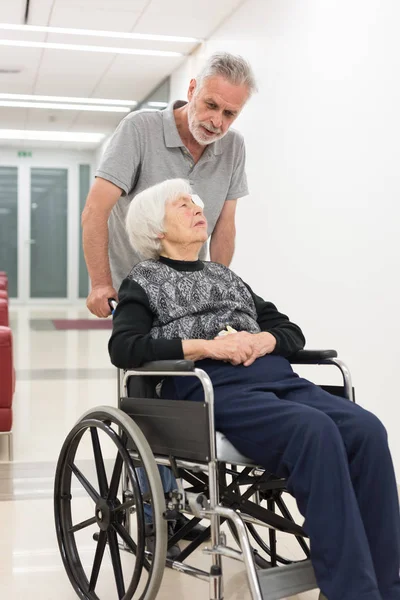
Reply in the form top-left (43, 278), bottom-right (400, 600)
top-left (161, 355), bottom-right (400, 600)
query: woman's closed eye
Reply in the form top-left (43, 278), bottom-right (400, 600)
top-left (180, 200), bottom-right (196, 208)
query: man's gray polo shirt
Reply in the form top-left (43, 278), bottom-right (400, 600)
top-left (96, 100), bottom-right (249, 289)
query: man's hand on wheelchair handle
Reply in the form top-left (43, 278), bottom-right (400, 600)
top-left (87, 284), bottom-right (118, 318)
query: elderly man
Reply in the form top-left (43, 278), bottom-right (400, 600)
top-left (82, 51), bottom-right (256, 317)
top-left (109, 178), bottom-right (400, 600)
top-left (82, 51), bottom-right (257, 556)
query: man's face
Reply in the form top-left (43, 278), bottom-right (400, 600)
top-left (161, 195), bottom-right (208, 246)
top-left (187, 76), bottom-right (249, 146)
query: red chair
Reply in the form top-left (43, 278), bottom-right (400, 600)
top-left (0, 326), bottom-right (13, 460)
top-left (0, 298), bottom-right (9, 327)
top-left (0, 290), bottom-right (7, 300)
top-left (0, 277), bottom-right (7, 291)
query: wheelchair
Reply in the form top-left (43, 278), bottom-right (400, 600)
top-left (54, 349), bottom-right (354, 600)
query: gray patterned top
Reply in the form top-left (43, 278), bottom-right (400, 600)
top-left (128, 259), bottom-right (261, 341)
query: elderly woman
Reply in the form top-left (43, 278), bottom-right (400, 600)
top-left (109, 178), bottom-right (400, 600)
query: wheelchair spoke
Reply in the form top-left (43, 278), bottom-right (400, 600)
top-left (88, 529), bottom-right (107, 592)
top-left (69, 516), bottom-right (97, 534)
top-left (114, 522), bottom-right (137, 554)
top-left (90, 427), bottom-right (109, 497)
top-left (107, 528), bottom-right (126, 599)
top-left (114, 522), bottom-right (150, 583)
top-left (114, 498), bottom-right (136, 513)
top-left (70, 463), bottom-right (100, 503)
top-left (107, 435), bottom-right (126, 501)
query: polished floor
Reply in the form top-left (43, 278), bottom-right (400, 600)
top-left (0, 304), bottom-right (319, 599)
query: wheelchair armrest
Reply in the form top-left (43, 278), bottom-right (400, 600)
top-left (133, 359), bottom-right (195, 373)
top-left (133, 352), bottom-right (339, 370)
top-left (289, 349), bottom-right (338, 363)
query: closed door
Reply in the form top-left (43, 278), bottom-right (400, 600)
top-left (0, 166), bottom-right (18, 297)
top-left (30, 168), bottom-right (68, 298)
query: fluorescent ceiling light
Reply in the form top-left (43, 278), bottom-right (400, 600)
top-left (0, 129), bottom-right (105, 143)
top-left (0, 100), bottom-right (130, 112)
top-left (0, 39), bottom-right (183, 57)
top-left (0, 23), bottom-right (201, 44)
top-left (0, 93), bottom-right (137, 106)
top-left (147, 101), bottom-right (168, 108)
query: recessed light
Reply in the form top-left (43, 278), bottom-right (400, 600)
top-left (0, 23), bottom-right (201, 44)
top-left (0, 93), bottom-right (137, 106)
top-left (0, 129), bottom-right (105, 142)
top-left (0, 40), bottom-right (184, 57)
top-left (0, 100), bottom-right (130, 112)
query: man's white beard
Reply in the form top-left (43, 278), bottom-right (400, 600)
top-left (187, 100), bottom-right (227, 146)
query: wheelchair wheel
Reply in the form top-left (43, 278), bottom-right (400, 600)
top-left (54, 406), bottom-right (167, 600)
top-left (220, 465), bottom-right (310, 569)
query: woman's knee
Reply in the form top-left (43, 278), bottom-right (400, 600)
top-left (296, 409), bottom-right (341, 447)
top-left (352, 408), bottom-right (388, 446)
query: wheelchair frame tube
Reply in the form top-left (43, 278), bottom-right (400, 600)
top-left (194, 369), bottom-right (223, 590)
top-left (117, 367), bottom-right (133, 549)
top-left (291, 358), bottom-right (355, 403)
top-left (329, 358), bottom-right (354, 402)
top-left (121, 367), bottom-right (224, 595)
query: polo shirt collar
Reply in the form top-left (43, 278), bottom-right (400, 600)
top-left (162, 100), bottom-right (223, 156)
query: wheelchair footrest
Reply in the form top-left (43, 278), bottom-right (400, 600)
top-left (257, 559), bottom-right (317, 600)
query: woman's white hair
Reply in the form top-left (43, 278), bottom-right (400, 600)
top-left (126, 178), bottom-right (192, 260)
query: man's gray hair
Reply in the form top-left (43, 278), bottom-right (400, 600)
top-left (195, 52), bottom-right (257, 96)
top-left (126, 178), bottom-right (192, 260)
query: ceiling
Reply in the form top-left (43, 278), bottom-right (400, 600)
top-left (0, 0), bottom-right (244, 150)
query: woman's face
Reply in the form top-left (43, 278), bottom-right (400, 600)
top-left (161, 194), bottom-right (208, 247)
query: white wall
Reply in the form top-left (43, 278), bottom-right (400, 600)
top-left (170, 0), bottom-right (400, 476)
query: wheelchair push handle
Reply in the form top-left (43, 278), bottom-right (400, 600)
top-left (108, 298), bottom-right (118, 315)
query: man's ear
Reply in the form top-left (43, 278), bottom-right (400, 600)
top-left (157, 232), bottom-right (165, 239)
top-left (188, 78), bottom-right (196, 101)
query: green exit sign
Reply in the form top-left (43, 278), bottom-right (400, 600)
top-left (18, 151), bottom-right (32, 157)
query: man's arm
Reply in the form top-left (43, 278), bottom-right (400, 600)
top-left (209, 199), bottom-right (237, 267)
top-left (82, 177), bottom-right (123, 317)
